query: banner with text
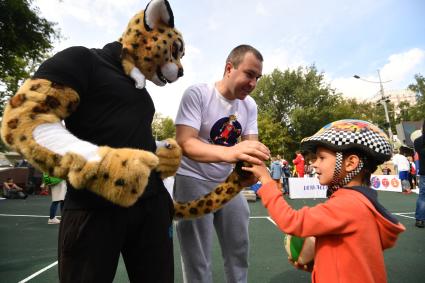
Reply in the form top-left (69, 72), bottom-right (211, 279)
top-left (288, 175), bottom-right (402, 199)
top-left (288, 177), bottom-right (327, 199)
top-left (370, 175), bottom-right (402, 192)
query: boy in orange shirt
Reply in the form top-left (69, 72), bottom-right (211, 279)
top-left (243, 119), bottom-right (405, 283)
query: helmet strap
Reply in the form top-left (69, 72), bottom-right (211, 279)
top-left (327, 152), bottom-right (365, 197)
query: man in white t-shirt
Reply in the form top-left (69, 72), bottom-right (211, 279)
top-left (392, 150), bottom-right (412, 193)
top-left (174, 45), bottom-right (270, 283)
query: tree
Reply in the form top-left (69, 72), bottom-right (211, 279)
top-left (408, 73), bottom-right (425, 97)
top-left (406, 73), bottom-right (425, 120)
top-left (252, 66), bottom-right (343, 159)
top-left (160, 117), bottom-right (176, 140)
top-left (0, 0), bottom-right (61, 113)
top-left (152, 113), bottom-right (176, 140)
top-left (252, 65), bottom-right (394, 160)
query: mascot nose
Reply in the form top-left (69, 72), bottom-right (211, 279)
top-left (178, 68), bottom-right (184, 78)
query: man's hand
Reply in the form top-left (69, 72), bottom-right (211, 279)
top-left (227, 140), bottom-right (270, 165)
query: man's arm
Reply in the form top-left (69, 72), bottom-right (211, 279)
top-left (176, 125), bottom-right (269, 165)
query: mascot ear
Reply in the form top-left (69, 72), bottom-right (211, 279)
top-left (144, 0), bottom-right (174, 31)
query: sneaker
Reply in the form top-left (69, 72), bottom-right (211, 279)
top-left (48, 217), bottom-right (61, 224)
top-left (415, 220), bottom-right (425, 228)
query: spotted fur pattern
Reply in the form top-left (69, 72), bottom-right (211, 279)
top-left (0, 79), bottom-right (247, 215)
top-left (119, 0), bottom-right (184, 86)
top-left (0, 0), bottom-right (242, 217)
top-left (174, 169), bottom-right (245, 219)
top-left (0, 78), bottom-right (80, 177)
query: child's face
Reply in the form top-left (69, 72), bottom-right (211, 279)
top-left (311, 147), bottom-right (336, 186)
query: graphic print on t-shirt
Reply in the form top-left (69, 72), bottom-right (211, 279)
top-left (210, 115), bottom-right (242, 146)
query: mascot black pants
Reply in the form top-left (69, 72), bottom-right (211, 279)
top-left (58, 191), bottom-right (174, 283)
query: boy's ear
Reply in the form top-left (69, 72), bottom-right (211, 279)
top-left (344, 154), bottom-right (360, 172)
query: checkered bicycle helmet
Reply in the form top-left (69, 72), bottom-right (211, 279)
top-left (301, 119), bottom-right (392, 163)
top-left (300, 119), bottom-right (392, 195)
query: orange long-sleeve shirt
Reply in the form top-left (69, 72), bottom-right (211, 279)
top-left (258, 181), bottom-right (405, 283)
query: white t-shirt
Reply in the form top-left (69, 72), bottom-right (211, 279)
top-left (392, 153), bottom-right (410, 172)
top-left (175, 83), bottom-right (258, 182)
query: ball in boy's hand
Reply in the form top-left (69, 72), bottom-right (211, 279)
top-left (284, 234), bottom-right (315, 266)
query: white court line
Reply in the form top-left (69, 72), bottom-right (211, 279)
top-left (0, 214), bottom-right (49, 218)
top-left (267, 217), bottom-right (276, 226)
top-left (2, 214), bottom-right (59, 282)
top-left (12, 215), bottom-right (271, 282)
top-left (393, 213), bottom-right (416, 219)
top-left (250, 216), bottom-right (276, 225)
top-left (8, 212), bottom-right (415, 282)
top-left (18, 261), bottom-right (58, 283)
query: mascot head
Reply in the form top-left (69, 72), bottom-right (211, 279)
top-left (119, 0), bottom-right (184, 88)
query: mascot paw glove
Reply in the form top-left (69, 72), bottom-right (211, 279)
top-left (155, 138), bottom-right (182, 179)
top-left (68, 146), bottom-right (159, 207)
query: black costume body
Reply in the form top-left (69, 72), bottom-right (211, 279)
top-left (34, 42), bottom-right (174, 282)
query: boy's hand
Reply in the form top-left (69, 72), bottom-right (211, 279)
top-left (241, 163), bottom-right (273, 184)
top-left (287, 257), bottom-right (314, 273)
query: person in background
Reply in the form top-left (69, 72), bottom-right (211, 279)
top-left (407, 156), bottom-right (416, 189)
top-left (3, 178), bottom-right (27, 199)
top-left (306, 160), bottom-right (316, 177)
top-left (242, 119), bottom-right (405, 283)
top-left (381, 163), bottom-right (392, 175)
top-left (392, 150), bottom-right (412, 194)
top-left (281, 160), bottom-right (291, 195)
top-left (413, 120), bottom-right (425, 228)
top-left (174, 44), bottom-right (269, 283)
top-left (43, 173), bottom-right (67, 224)
top-left (414, 151), bottom-right (420, 188)
top-left (270, 156), bottom-right (283, 190)
top-left (293, 150), bottom-right (305, 177)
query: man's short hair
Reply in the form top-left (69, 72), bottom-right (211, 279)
top-left (226, 45), bottom-right (263, 69)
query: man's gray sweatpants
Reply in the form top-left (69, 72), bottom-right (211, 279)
top-left (174, 174), bottom-right (250, 283)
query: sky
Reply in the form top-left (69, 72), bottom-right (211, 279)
top-left (33, 0), bottom-right (425, 120)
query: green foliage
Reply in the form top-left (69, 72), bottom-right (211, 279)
top-left (406, 73), bottom-right (425, 121)
top-left (252, 65), bottom-right (400, 160)
top-left (0, 0), bottom-right (61, 113)
top-left (252, 66), bottom-right (343, 158)
top-left (152, 113), bottom-right (176, 140)
top-left (257, 111), bottom-right (289, 154)
top-left (160, 117), bottom-right (176, 139)
top-left (408, 73), bottom-right (425, 96)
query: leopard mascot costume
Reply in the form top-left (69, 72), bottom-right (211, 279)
top-left (0, 0), bottom-right (250, 281)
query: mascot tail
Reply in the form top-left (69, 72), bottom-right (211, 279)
top-left (173, 162), bottom-right (252, 219)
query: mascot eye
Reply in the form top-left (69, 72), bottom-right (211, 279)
top-left (171, 41), bottom-right (179, 60)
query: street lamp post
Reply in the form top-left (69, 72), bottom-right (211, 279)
top-left (353, 70), bottom-right (393, 140)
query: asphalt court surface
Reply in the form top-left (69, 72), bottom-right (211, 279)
top-left (0, 191), bottom-right (423, 282)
